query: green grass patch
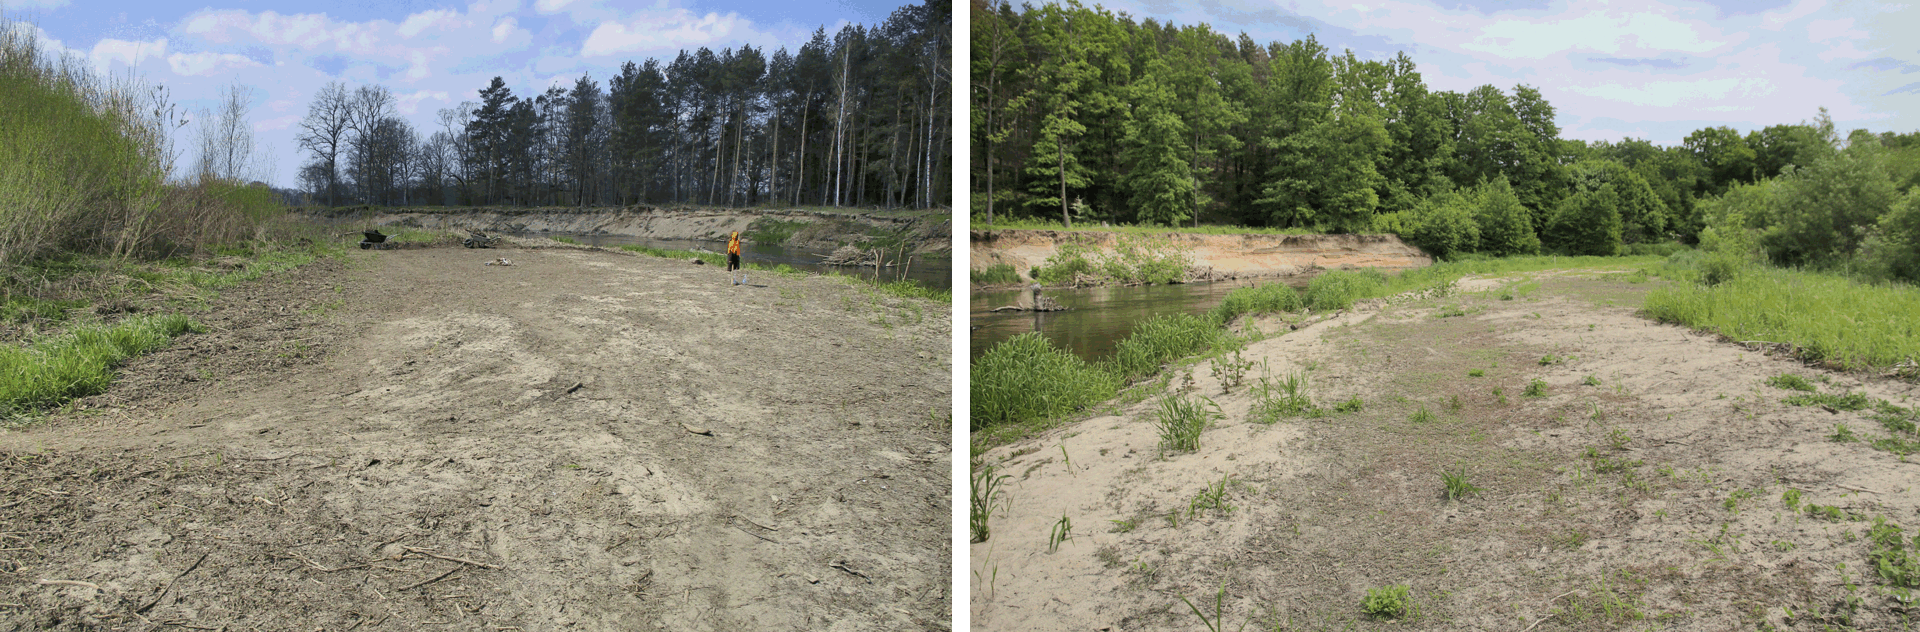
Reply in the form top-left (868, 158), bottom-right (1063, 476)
top-left (1785, 391), bottom-right (1874, 411)
top-left (1155, 394), bottom-right (1219, 453)
top-left (1110, 314), bottom-right (1221, 380)
top-left (745, 217), bottom-right (809, 244)
top-left (1249, 371), bottom-right (1315, 423)
top-left (1, 314), bottom-right (201, 418)
top-left (1208, 282), bottom-right (1302, 324)
top-left (1304, 268), bottom-right (1388, 311)
top-left (1643, 264), bottom-right (1920, 372)
top-left (971, 333), bottom-right (1121, 433)
top-left (549, 235), bottom-right (580, 245)
top-left (1361, 584), bottom-right (1413, 620)
top-left (971, 263), bottom-right (1020, 285)
top-left (1766, 373), bottom-right (1817, 392)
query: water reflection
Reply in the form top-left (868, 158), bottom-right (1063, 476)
top-left (970, 278), bottom-right (1312, 361)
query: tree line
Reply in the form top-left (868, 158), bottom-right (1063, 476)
top-left (970, 0), bottom-right (1920, 271)
top-left (298, 0), bottom-right (949, 209)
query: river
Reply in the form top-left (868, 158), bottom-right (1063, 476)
top-left (970, 277), bottom-right (1315, 361)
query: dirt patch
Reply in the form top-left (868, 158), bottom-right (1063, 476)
top-left (970, 271), bottom-right (1920, 631)
top-left (969, 230), bottom-right (1431, 285)
top-left (3, 245), bottom-right (951, 631)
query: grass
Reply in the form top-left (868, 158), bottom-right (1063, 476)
top-left (1249, 371), bottom-right (1314, 423)
top-left (1869, 517), bottom-right (1920, 588)
top-left (1, 314), bottom-right (201, 419)
top-left (548, 235), bottom-right (580, 245)
top-left (1409, 405), bottom-right (1435, 423)
top-left (1186, 474), bottom-right (1235, 518)
top-left (1361, 584), bottom-right (1413, 620)
top-left (1156, 394), bottom-right (1220, 453)
top-left (1524, 378), bottom-right (1548, 398)
top-left (1766, 373), bottom-right (1817, 392)
top-left (1440, 468), bottom-right (1481, 501)
top-left (1208, 282), bottom-right (1303, 323)
top-left (1643, 263), bottom-right (1920, 373)
top-left (1047, 514), bottom-right (1072, 552)
top-left (1467, 368), bottom-right (1484, 377)
top-left (1304, 268), bottom-right (1388, 311)
top-left (614, 243), bottom-right (949, 304)
top-left (971, 263), bottom-right (1020, 285)
top-left (1111, 314), bottom-right (1221, 380)
top-left (970, 463), bottom-right (1010, 543)
top-left (970, 332), bottom-right (1122, 433)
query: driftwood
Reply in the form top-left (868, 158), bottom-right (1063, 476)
top-left (990, 295), bottom-right (1068, 312)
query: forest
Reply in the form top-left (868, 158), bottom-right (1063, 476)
top-left (971, 0), bottom-right (1920, 280)
top-left (296, 0), bottom-right (949, 211)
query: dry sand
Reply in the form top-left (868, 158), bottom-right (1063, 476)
top-left (971, 271), bottom-right (1920, 631)
top-left (2, 242), bottom-right (951, 631)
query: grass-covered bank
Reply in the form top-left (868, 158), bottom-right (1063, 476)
top-left (1642, 260), bottom-right (1920, 374)
top-left (970, 254), bottom-right (1672, 450)
top-left (615, 243), bottom-right (950, 302)
top-left (0, 315), bottom-right (201, 419)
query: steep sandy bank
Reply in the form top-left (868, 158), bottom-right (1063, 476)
top-left (305, 206), bottom-right (953, 253)
top-left (970, 230), bottom-right (1431, 282)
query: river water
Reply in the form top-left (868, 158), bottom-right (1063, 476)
top-left (512, 232), bottom-right (951, 292)
top-left (970, 277), bottom-right (1316, 361)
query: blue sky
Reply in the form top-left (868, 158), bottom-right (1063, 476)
top-left (5, 0), bottom-right (914, 187)
top-left (1081, 0), bottom-right (1920, 148)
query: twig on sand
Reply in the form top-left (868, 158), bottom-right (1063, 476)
top-left (732, 515), bottom-right (780, 531)
top-left (1521, 613), bottom-right (1555, 632)
top-left (402, 547), bottom-right (502, 570)
top-left (734, 524), bottom-right (779, 544)
top-left (829, 561), bottom-right (868, 580)
top-left (289, 552), bottom-right (370, 573)
top-left (139, 551), bottom-right (209, 613)
top-left (399, 566), bottom-right (461, 591)
top-left (1837, 483), bottom-right (1886, 495)
top-left (36, 579), bottom-right (101, 590)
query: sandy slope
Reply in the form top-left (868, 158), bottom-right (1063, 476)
top-left (971, 272), bottom-right (1920, 631)
top-left (2, 243), bottom-right (951, 631)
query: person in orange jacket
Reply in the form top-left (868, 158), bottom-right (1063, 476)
top-left (727, 231), bottom-right (744, 285)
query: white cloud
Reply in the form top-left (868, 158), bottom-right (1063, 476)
top-left (1462, 8), bottom-right (1728, 58)
top-left (89, 37), bottom-right (167, 72)
top-left (397, 10), bottom-right (466, 38)
top-left (1761, 0), bottom-right (1826, 30)
top-left (256, 114), bottom-right (300, 132)
top-left (1561, 76), bottom-right (1775, 107)
top-left (168, 51), bottom-right (264, 76)
top-left (394, 90), bottom-right (449, 114)
top-left (535, 0), bottom-right (583, 14)
top-left (491, 17), bottom-right (522, 44)
top-left (581, 10), bottom-right (754, 57)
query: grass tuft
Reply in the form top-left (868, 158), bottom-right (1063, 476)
top-left (1, 314), bottom-right (201, 417)
top-left (1156, 394), bottom-right (1220, 453)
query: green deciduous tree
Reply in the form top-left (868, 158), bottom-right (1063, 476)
top-left (1547, 188), bottom-right (1622, 256)
top-left (1475, 176), bottom-right (1539, 256)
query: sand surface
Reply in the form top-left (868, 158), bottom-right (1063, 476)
top-left (2, 243), bottom-right (951, 631)
top-left (971, 271), bottom-right (1920, 631)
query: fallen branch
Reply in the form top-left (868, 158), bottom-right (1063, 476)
top-left (1837, 483), bottom-right (1886, 495)
top-left (399, 566), bottom-right (462, 591)
top-left (36, 579), bottom-right (101, 591)
top-left (402, 547), bottom-right (502, 570)
top-left (139, 551), bottom-right (209, 613)
top-left (289, 552), bottom-right (370, 573)
top-left (828, 561), bottom-right (868, 580)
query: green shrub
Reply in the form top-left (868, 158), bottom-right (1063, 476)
top-left (1361, 584), bottom-right (1412, 619)
top-left (1408, 192), bottom-right (1479, 259)
top-left (1546, 188), bottom-right (1624, 256)
top-left (1474, 176), bottom-right (1541, 256)
top-left (1035, 243), bottom-right (1096, 285)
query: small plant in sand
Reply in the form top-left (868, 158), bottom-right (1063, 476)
top-left (1539, 353), bottom-right (1565, 366)
top-left (1524, 378), bottom-right (1548, 398)
top-left (1179, 581), bottom-right (1247, 632)
top-left (1767, 373), bottom-right (1817, 392)
top-left (1447, 395), bottom-right (1462, 411)
top-left (1782, 488), bottom-right (1804, 513)
top-left (1334, 396), bottom-right (1364, 413)
top-left (1187, 475), bottom-right (1235, 519)
top-left (1583, 374), bottom-right (1601, 386)
top-left (1409, 405), bottom-right (1435, 423)
top-left (1440, 468), bottom-right (1481, 501)
top-left (1606, 427), bottom-right (1631, 451)
top-left (1109, 518), bottom-right (1137, 533)
top-left (1048, 515), bottom-right (1073, 552)
top-left (1868, 517), bottom-right (1920, 588)
top-left (1830, 423), bottom-right (1859, 442)
top-left (1788, 390), bottom-right (1875, 411)
top-left (1209, 349), bottom-right (1256, 393)
top-left (1157, 395), bottom-right (1221, 452)
top-left (1249, 372), bottom-right (1313, 423)
top-left (1493, 387), bottom-right (1508, 405)
top-left (1468, 368), bottom-right (1485, 377)
top-left (1361, 584), bottom-right (1413, 620)
top-left (969, 463), bottom-right (1010, 543)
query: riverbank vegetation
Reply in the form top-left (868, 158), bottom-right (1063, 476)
top-left (1, 15), bottom-right (333, 422)
top-left (969, 2), bottom-right (1919, 279)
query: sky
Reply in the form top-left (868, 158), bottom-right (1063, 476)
top-left (4, 0), bottom-right (917, 188)
top-left (1074, 0), bottom-right (1920, 149)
